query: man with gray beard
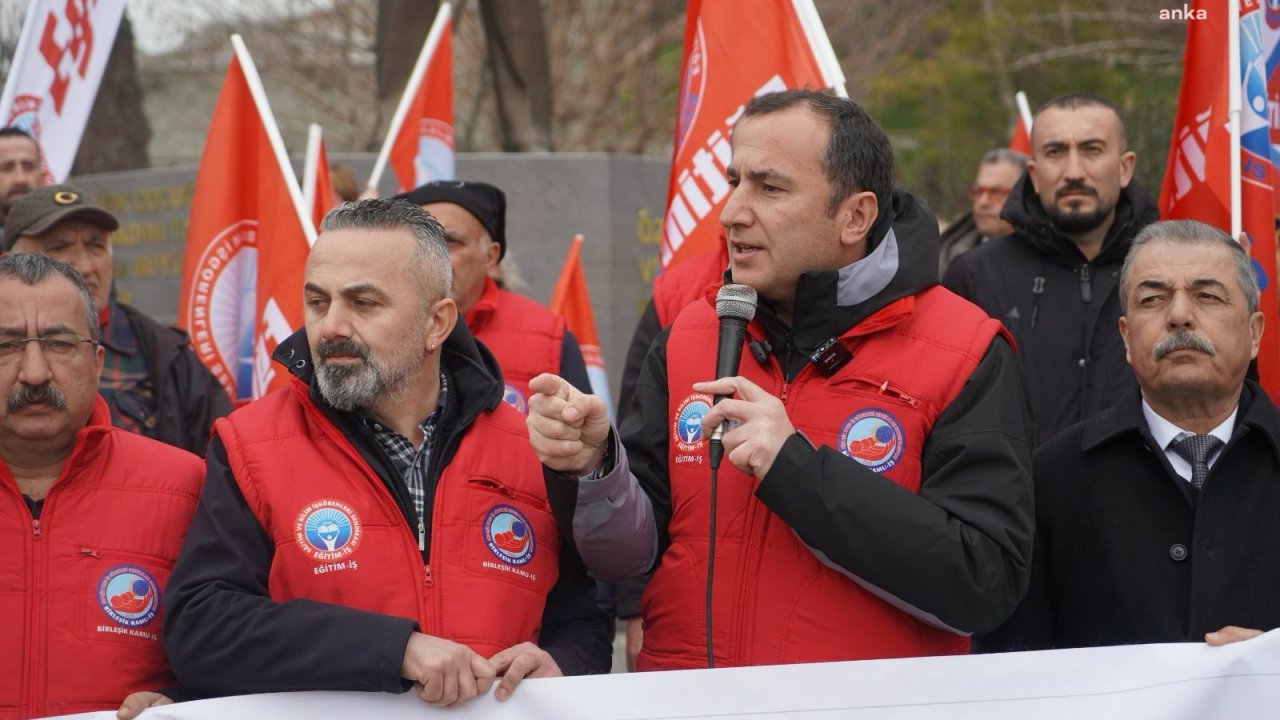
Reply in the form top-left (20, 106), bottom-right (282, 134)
top-left (164, 199), bottom-right (610, 709)
top-left (979, 220), bottom-right (1280, 651)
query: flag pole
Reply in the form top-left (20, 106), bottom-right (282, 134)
top-left (1228, 0), bottom-right (1242, 240)
top-left (1015, 91), bottom-right (1033, 139)
top-left (230, 34), bottom-right (318, 247)
top-left (790, 0), bottom-right (847, 98)
top-left (302, 123), bottom-right (323, 221)
top-left (367, 2), bottom-right (452, 194)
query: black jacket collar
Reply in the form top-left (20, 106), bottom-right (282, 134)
top-left (1080, 380), bottom-right (1280, 464)
top-left (271, 320), bottom-right (505, 430)
top-left (747, 187), bottom-right (941, 358)
top-left (1000, 173), bottom-right (1160, 268)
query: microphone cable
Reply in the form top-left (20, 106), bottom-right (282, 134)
top-left (706, 461), bottom-right (718, 668)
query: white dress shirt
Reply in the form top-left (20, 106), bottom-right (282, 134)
top-left (1141, 400), bottom-right (1237, 484)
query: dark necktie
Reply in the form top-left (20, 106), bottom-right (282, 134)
top-left (1169, 434), bottom-right (1224, 490)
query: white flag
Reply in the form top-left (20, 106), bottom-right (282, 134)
top-left (0, 0), bottom-right (127, 182)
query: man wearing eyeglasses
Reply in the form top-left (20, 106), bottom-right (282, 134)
top-left (3, 184), bottom-right (230, 456)
top-left (937, 149), bottom-right (1027, 276)
top-left (0, 252), bottom-right (204, 718)
top-left (944, 94), bottom-right (1159, 445)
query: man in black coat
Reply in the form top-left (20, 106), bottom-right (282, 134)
top-left (980, 219), bottom-right (1279, 651)
top-left (944, 93), bottom-right (1159, 444)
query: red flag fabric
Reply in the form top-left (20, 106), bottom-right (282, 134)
top-left (660, 0), bottom-right (833, 270)
top-left (386, 9), bottom-right (454, 192)
top-left (1008, 114), bottom-right (1031, 155)
top-left (1160, 0), bottom-right (1280, 396)
top-left (179, 41), bottom-right (314, 404)
top-left (305, 128), bottom-right (336, 230)
top-left (551, 234), bottom-right (614, 416)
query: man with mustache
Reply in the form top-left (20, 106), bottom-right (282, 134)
top-left (944, 93), bottom-right (1159, 444)
top-left (164, 199), bottom-right (610, 707)
top-left (4, 184), bottom-right (230, 456)
top-left (0, 253), bottom-right (204, 718)
top-left (980, 220), bottom-right (1280, 650)
top-left (0, 127), bottom-right (42, 233)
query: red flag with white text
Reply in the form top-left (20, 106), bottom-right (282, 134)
top-left (1160, 0), bottom-right (1280, 395)
top-left (551, 235), bottom-right (614, 419)
top-left (660, 0), bottom-right (841, 270)
top-left (179, 39), bottom-right (315, 404)
top-left (0, 0), bottom-right (126, 182)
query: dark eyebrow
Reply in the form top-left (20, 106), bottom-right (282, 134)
top-left (302, 282), bottom-right (329, 297)
top-left (0, 324), bottom-right (80, 338)
top-left (745, 168), bottom-right (793, 186)
top-left (1135, 279), bottom-right (1170, 292)
top-left (1189, 278), bottom-right (1229, 293)
top-left (340, 284), bottom-right (390, 302)
top-left (0, 326), bottom-right (23, 337)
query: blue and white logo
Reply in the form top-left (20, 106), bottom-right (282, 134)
top-left (502, 383), bottom-right (529, 415)
top-left (294, 499), bottom-right (363, 561)
top-left (837, 409), bottom-right (906, 473)
top-left (672, 393), bottom-right (713, 453)
top-left (98, 565), bottom-right (160, 628)
top-left (483, 504), bottom-right (536, 566)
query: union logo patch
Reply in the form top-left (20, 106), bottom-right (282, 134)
top-left (672, 393), bottom-right (714, 453)
top-left (295, 499), bottom-right (363, 562)
top-left (482, 504), bottom-right (536, 566)
top-left (837, 409), bottom-right (905, 473)
top-left (97, 565), bottom-right (160, 628)
top-left (502, 383), bottom-right (528, 415)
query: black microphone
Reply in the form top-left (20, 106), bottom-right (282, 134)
top-left (709, 284), bottom-right (758, 470)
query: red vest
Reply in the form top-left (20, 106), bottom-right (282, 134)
top-left (0, 398), bottom-right (202, 719)
top-left (641, 286), bottom-right (1005, 669)
top-left (466, 277), bottom-right (564, 415)
top-left (653, 243), bottom-right (729, 328)
top-left (214, 378), bottom-right (560, 658)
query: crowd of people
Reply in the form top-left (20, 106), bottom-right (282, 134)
top-left (1, 86), bottom-right (1276, 719)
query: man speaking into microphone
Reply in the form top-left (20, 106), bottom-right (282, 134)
top-left (527, 89), bottom-right (1034, 670)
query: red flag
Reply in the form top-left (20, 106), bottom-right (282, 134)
top-left (1160, 0), bottom-right (1280, 395)
top-left (1008, 91), bottom-right (1033, 155)
top-left (660, 0), bottom-right (842, 270)
top-left (179, 36), bottom-right (315, 404)
top-left (303, 123), bottom-right (336, 230)
top-left (551, 234), bottom-right (614, 417)
top-left (369, 3), bottom-right (453, 193)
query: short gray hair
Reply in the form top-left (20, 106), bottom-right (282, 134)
top-left (1119, 219), bottom-right (1259, 314)
top-left (0, 253), bottom-right (99, 340)
top-left (979, 148), bottom-right (1028, 172)
top-left (319, 198), bottom-right (453, 302)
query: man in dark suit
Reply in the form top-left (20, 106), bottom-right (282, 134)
top-left (980, 219), bottom-right (1279, 651)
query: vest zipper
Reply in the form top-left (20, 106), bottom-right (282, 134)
top-left (31, 518), bottom-right (41, 540)
top-left (1079, 264), bottom-right (1092, 303)
top-left (417, 521), bottom-right (425, 552)
top-left (423, 564), bottom-right (434, 586)
top-left (80, 548), bottom-right (101, 558)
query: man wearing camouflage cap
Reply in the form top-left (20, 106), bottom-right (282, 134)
top-left (4, 183), bottom-right (230, 455)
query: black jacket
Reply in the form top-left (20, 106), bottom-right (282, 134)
top-left (578, 188), bottom-right (1036, 634)
top-left (942, 176), bottom-right (1159, 445)
top-left (117, 302), bottom-right (231, 456)
top-left (164, 323), bottom-right (612, 695)
top-left (979, 382), bottom-right (1280, 651)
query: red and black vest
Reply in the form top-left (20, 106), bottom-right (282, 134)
top-left (0, 398), bottom-right (203, 719)
top-left (466, 277), bottom-right (564, 415)
top-left (213, 379), bottom-right (560, 658)
top-left (653, 243), bottom-right (729, 328)
top-left (641, 286), bottom-right (1005, 669)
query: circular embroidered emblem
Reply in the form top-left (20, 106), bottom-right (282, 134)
top-left (97, 565), bottom-right (160, 627)
top-left (838, 409), bottom-right (905, 473)
top-left (502, 383), bottom-right (529, 415)
top-left (295, 499), bottom-right (363, 561)
top-left (672, 393), bottom-right (714, 452)
top-left (483, 504), bottom-right (536, 566)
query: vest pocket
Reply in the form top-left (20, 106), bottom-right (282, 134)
top-left (457, 478), bottom-right (560, 593)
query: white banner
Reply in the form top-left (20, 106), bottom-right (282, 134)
top-left (43, 630), bottom-right (1280, 719)
top-left (0, 0), bottom-right (127, 182)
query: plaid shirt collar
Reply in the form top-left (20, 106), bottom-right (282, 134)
top-left (363, 371), bottom-right (449, 521)
top-left (100, 295), bottom-right (139, 356)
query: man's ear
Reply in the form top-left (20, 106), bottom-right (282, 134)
top-left (838, 190), bottom-right (878, 248)
top-left (427, 297), bottom-right (458, 352)
top-left (484, 238), bottom-right (501, 272)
